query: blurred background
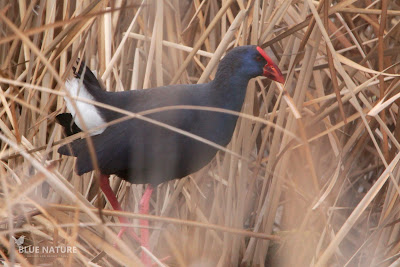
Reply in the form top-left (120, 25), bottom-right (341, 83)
top-left (0, 0), bottom-right (400, 266)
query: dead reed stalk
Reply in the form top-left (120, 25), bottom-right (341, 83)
top-left (1, 1), bottom-right (400, 266)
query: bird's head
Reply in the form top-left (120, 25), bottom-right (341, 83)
top-left (222, 45), bottom-right (285, 84)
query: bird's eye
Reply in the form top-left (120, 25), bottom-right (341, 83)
top-left (256, 55), bottom-right (263, 61)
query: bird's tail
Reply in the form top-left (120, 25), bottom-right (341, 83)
top-left (72, 61), bottom-right (104, 96)
top-left (56, 113), bottom-right (81, 136)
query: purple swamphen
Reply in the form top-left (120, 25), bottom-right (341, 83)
top-left (56, 45), bottom-right (285, 265)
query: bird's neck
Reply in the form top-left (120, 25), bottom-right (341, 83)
top-left (210, 69), bottom-right (251, 111)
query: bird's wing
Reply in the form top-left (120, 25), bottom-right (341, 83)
top-left (58, 111), bottom-right (199, 176)
top-left (58, 122), bottom-right (131, 175)
top-left (58, 102), bottom-right (224, 181)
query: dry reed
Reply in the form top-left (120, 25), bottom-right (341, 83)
top-left (1, 0), bottom-right (400, 266)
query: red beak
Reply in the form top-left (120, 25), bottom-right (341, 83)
top-left (256, 46), bottom-right (285, 84)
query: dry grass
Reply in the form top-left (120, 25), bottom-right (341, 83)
top-left (1, 0), bottom-right (400, 266)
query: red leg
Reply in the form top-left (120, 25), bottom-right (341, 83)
top-left (99, 174), bottom-right (141, 243)
top-left (140, 184), bottom-right (153, 267)
top-left (99, 175), bottom-right (154, 266)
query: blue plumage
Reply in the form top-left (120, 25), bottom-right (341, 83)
top-left (57, 45), bottom-right (284, 185)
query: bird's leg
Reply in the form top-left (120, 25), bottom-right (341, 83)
top-left (99, 174), bottom-right (140, 243)
top-left (100, 175), bottom-right (155, 266)
top-left (139, 184), bottom-right (154, 267)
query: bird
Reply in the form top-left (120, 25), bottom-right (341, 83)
top-left (12, 235), bottom-right (25, 246)
top-left (56, 45), bottom-right (284, 265)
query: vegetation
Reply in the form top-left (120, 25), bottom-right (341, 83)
top-left (0, 0), bottom-right (399, 266)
